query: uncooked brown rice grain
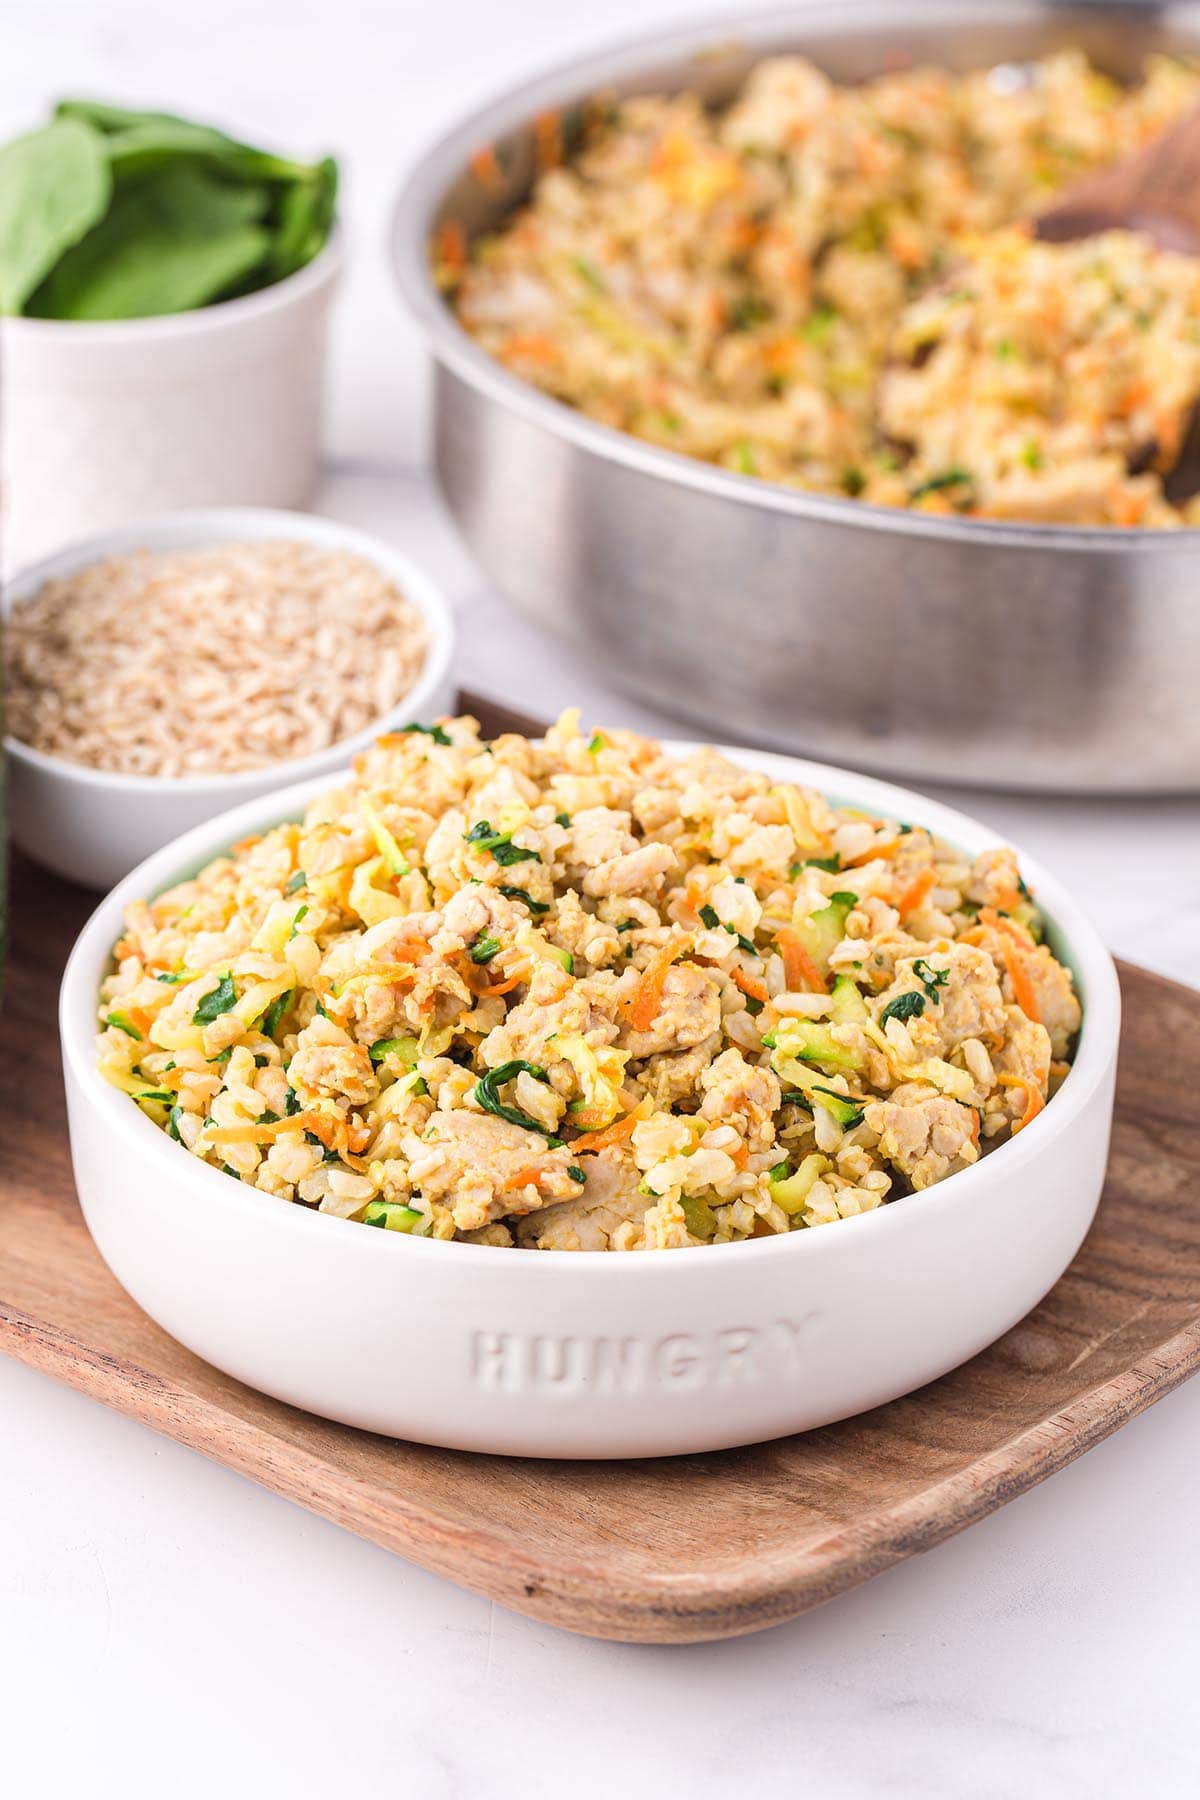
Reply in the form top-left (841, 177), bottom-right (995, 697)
top-left (5, 540), bottom-right (429, 777)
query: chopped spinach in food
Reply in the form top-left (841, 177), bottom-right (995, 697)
top-left (469, 932), bottom-right (501, 965)
top-left (262, 988), bottom-right (293, 1038)
top-left (106, 1010), bottom-right (142, 1039)
top-left (474, 1060), bottom-right (562, 1142)
top-left (555, 812), bottom-right (571, 827)
top-left (192, 972), bottom-right (237, 1025)
top-left (167, 1105), bottom-right (184, 1142)
top-left (499, 885), bottom-right (548, 915)
top-left (288, 905), bottom-right (308, 939)
top-left (568, 1165), bottom-right (587, 1184)
top-left (880, 989), bottom-right (926, 1025)
top-left (464, 819), bottom-right (538, 866)
top-left (912, 957), bottom-right (950, 1003)
top-left (909, 466), bottom-right (974, 501)
top-left (1, 100), bottom-right (337, 319)
top-left (699, 904), bottom-right (720, 929)
top-left (154, 969), bottom-right (186, 983)
top-left (402, 722), bottom-right (452, 745)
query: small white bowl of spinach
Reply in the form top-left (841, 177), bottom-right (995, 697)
top-left (0, 100), bottom-right (337, 319)
top-left (0, 101), bottom-right (342, 566)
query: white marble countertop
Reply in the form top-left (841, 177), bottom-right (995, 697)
top-left (4, 3), bottom-right (1200, 1795)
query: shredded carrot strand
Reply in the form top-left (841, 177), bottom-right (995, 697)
top-left (776, 927), bottom-right (827, 995)
top-left (207, 1109), bottom-right (335, 1147)
top-left (533, 109), bottom-right (563, 169)
top-left (623, 946), bottom-right (679, 1032)
top-left (470, 144), bottom-right (506, 191)
top-left (505, 1164), bottom-right (549, 1192)
top-left (434, 219), bottom-right (467, 273)
top-left (997, 1073), bottom-right (1046, 1133)
top-left (732, 967), bottom-right (769, 1004)
top-left (571, 1113), bottom-right (637, 1154)
top-left (464, 960), bottom-right (527, 999)
top-left (844, 837), bottom-right (900, 869)
top-left (1001, 940), bottom-right (1040, 1023)
top-left (979, 906), bottom-right (1036, 948)
top-left (499, 331), bottom-right (561, 366)
top-left (895, 867), bottom-right (937, 918)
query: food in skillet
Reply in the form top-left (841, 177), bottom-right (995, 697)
top-left (445, 49), bottom-right (1200, 527)
top-left (97, 716), bottom-right (1080, 1250)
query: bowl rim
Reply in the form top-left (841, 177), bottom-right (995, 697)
top-left (2, 504), bottom-right (458, 795)
top-left (389, 0), bottom-right (1200, 552)
top-left (59, 734), bottom-right (1122, 1270)
top-left (0, 226), bottom-right (342, 343)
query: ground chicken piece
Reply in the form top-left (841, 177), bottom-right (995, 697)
top-left (965, 847), bottom-right (1023, 910)
top-left (435, 885), bottom-right (527, 952)
top-left (548, 888), bottom-right (623, 970)
top-left (864, 1084), bottom-right (979, 1189)
top-left (566, 806), bottom-right (637, 868)
top-left (992, 1005), bottom-right (1053, 1127)
top-left (699, 1047), bottom-right (781, 1136)
top-left (874, 943), bottom-right (1006, 1059)
top-left (287, 1014), bottom-right (379, 1108)
top-left (515, 1149), bottom-right (647, 1250)
top-left (637, 1196), bottom-right (694, 1250)
top-left (406, 1111), bottom-right (579, 1232)
top-left (1023, 947), bottom-right (1082, 1060)
top-left (631, 786), bottom-right (682, 832)
top-left (639, 1034), bottom-right (722, 1109)
top-left (974, 924), bottom-right (1083, 1059)
top-left (668, 749), bottom-right (769, 803)
top-left (621, 962), bottom-right (723, 1058)
top-left (886, 828), bottom-right (937, 892)
top-left (831, 927), bottom-right (924, 991)
top-left (459, 1221), bottom-right (515, 1247)
top-left (582, 840), bottom-right (677, 899)
top-left (481, 964), bottom-right (620, 1071)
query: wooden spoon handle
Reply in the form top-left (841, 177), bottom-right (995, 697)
top-left (1037, 101), bottom-right (1200, 252)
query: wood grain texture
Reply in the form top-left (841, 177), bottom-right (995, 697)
top-left (3, 694), bottom-right (1200, 1642)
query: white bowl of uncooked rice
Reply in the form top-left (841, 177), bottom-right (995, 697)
top-left (3, 507), bottom-right (455, 888)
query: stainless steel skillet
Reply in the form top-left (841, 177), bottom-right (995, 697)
top-left (393, 1), bottom-right (1200, 793)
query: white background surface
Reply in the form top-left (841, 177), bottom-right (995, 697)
top-left (4, 3), bottom-right (1200, 1795)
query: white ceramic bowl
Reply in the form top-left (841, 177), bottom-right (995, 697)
top-left (0, 235), bottom-right (341, 572)
top-left (4, 506), bottom-right (457, 889)
top-left (60, 743), bottom-right (1120, 1459)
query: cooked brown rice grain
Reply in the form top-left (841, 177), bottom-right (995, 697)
top-left (4, 539), bottom-right (430, 778)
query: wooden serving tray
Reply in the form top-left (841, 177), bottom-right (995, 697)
top-left (3, 698), bottom-right (1200, 1644)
